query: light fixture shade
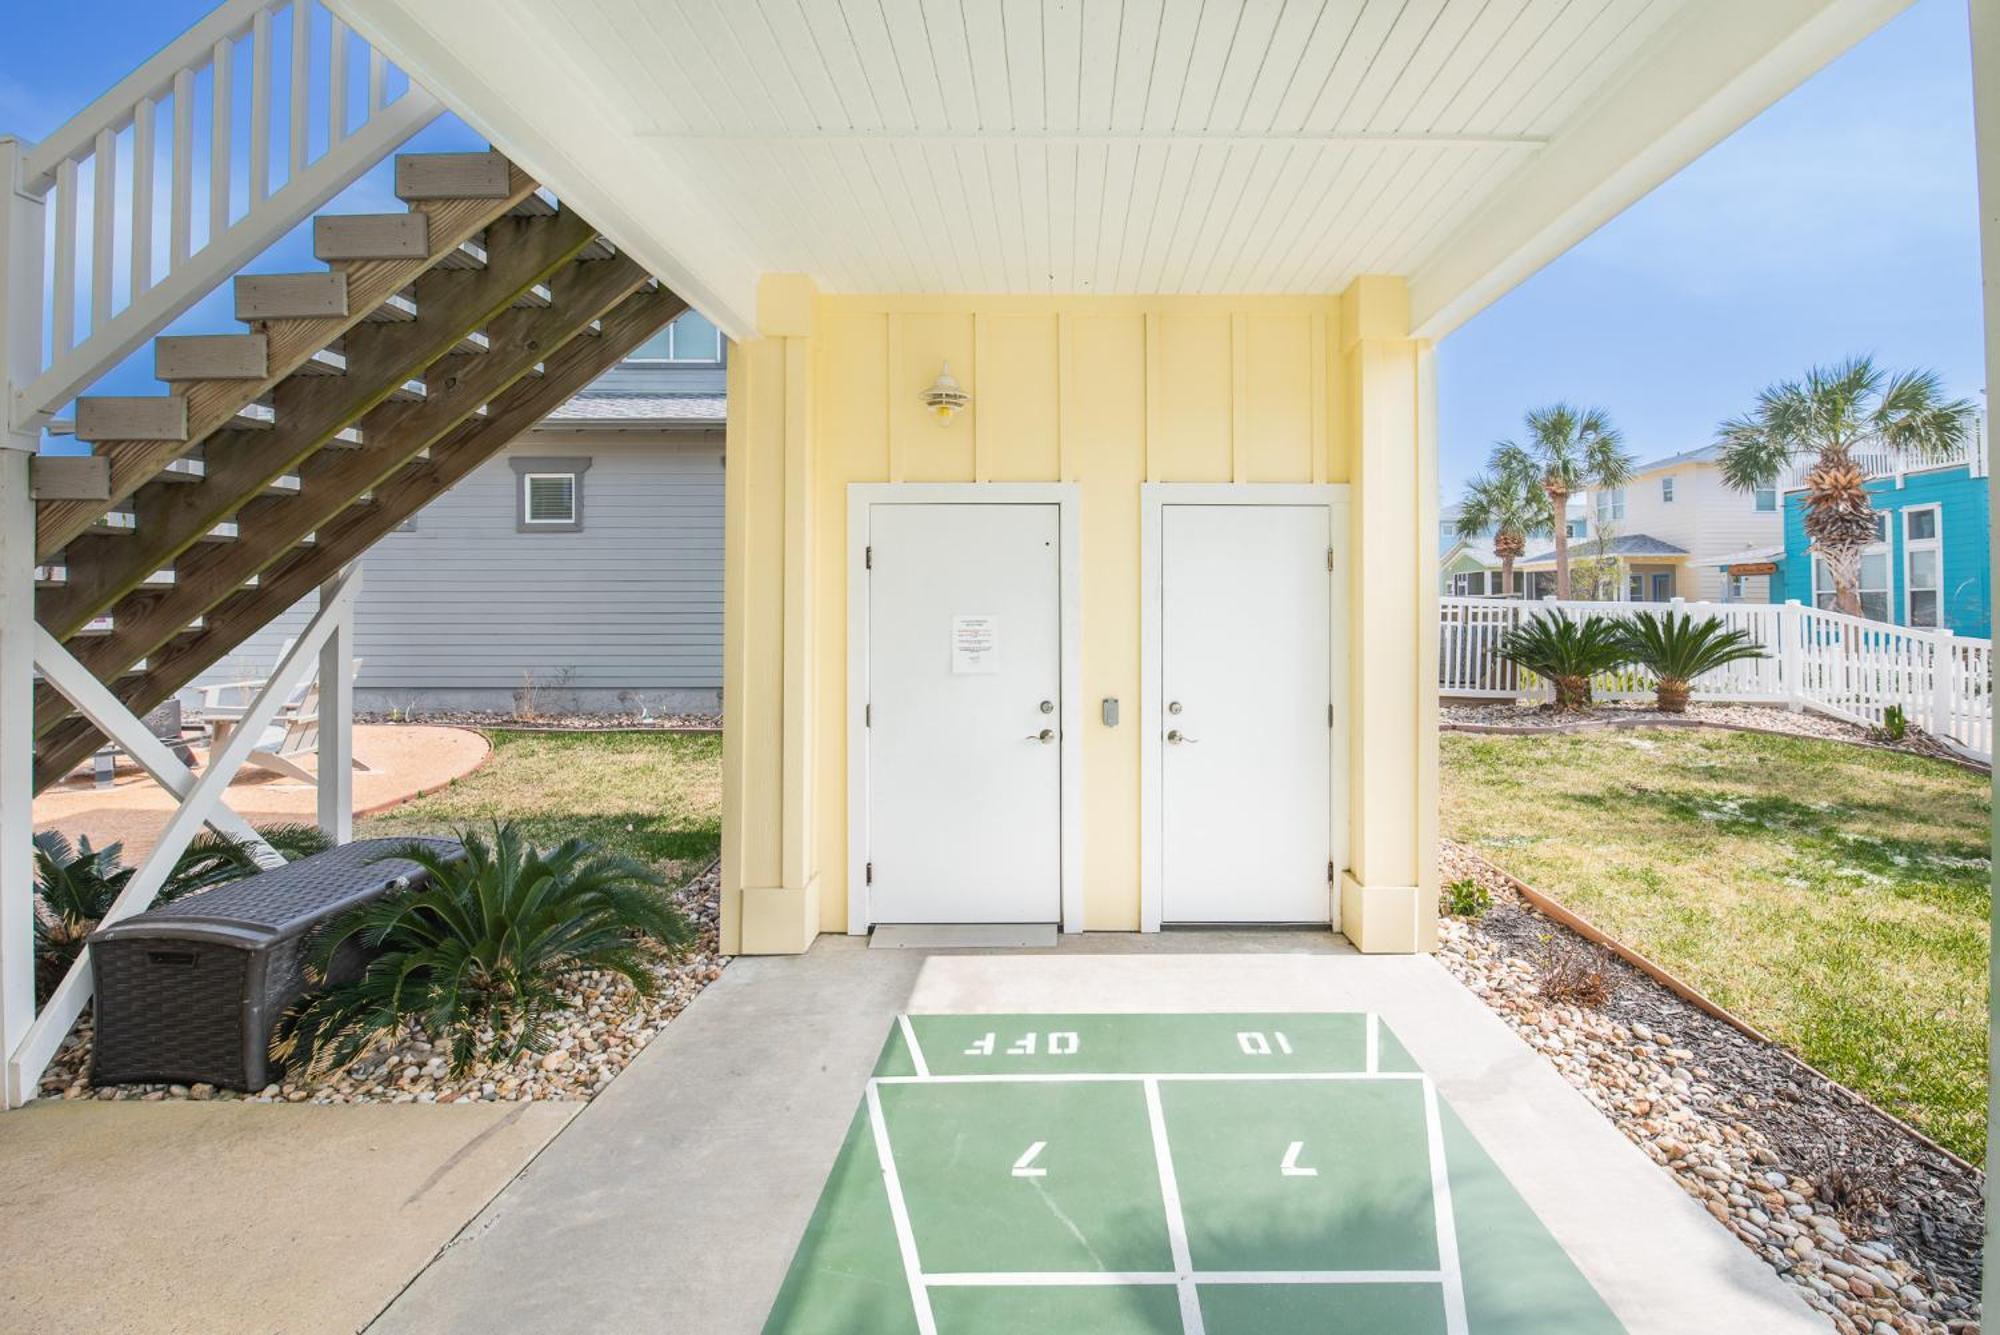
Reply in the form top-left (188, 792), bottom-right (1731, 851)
top-left (922, 360), bottom-right (969, 425)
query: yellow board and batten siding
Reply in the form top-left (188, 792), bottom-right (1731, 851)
top-left (724, 277), bottom-right (1438, 956)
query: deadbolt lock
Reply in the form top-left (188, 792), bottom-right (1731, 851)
top-left (1039, 700), bottom-right (1055, 714)
top-left (1167, 700), bottom-right (1183, 715)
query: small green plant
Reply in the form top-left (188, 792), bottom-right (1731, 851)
top-left (1615, 610), bottom-right (1768, 714)
top-left (1443, 877), bottom-right (1491, 918)
top-left (31, 831), bottom-right (135, 958)
top-left (277, 821), bottom-right (693, 1076)
top-left (1876, 704), bottom-right (1909, 742)
top-left (1493, 613), bottom-right (1630, 711)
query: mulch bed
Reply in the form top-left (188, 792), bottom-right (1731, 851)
top-left (358, 709), bottom-right (722, 732)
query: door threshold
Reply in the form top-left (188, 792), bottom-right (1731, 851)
top-left (869, 923), bottom-right (1059, 950)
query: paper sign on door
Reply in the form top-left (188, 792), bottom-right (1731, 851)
top-left (951, 615), bottom-right (999, 674)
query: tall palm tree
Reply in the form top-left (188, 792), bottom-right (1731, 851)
top-left (1714, 357), bottom-right (1975, 618)
top-left (1492, 404), bottom-right (1634, 599)
top-left (1453, 461), bottom-right (1554, 599)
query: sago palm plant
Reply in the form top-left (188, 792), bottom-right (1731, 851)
top-left (1453, 458), bottom-right (1554, 598)
top-left (1491, 404), bottom-right (1634, 599)
top-left (167, 822), bottom-right (334, 897)
top-left (31, 831), bottom-right (134, 956)
top-left (1715, 357), bottom-right (1974, 618)
top-left (277, 822), bottom-right (693, 1077)
top-left (1616, 612), bottom-right (1767, 714)
top-left (1494, 613), bottom-right (1629, 711)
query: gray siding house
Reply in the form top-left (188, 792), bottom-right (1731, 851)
top-left (194, 312), bottom-right (727, 716)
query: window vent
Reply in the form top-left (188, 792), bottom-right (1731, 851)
top-left (524, 473), bottom-right (577, 525)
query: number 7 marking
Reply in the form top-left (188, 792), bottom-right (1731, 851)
top-left (1012, 1141), bottom-right (1048, 1178)
top-left (1280, 1141), bottom-right (1317, 1177)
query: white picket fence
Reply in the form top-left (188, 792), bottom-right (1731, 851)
top-left (1438, 596), bottom-right (1994, 763)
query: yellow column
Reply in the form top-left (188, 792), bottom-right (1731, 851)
top-left (1339, 277), bottom-right (1440, 953)
top-left (722, 275), bottom-right (820, 955)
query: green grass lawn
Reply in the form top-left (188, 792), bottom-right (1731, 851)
top-left (1441, 727), bottom-right (1992, 1165)
top-left (360, 730), bottom-right (722, 884)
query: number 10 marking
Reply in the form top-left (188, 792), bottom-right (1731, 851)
top-left (1012, 1141), bottom-right (1048, 1178)
top-left (1236, 1031), bottom-right (1294, 1056)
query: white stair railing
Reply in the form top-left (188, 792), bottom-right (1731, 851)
top-left (6, 0), bottom-right (439, 431)
top-left (1437, 595), bottom-right (1994, 763)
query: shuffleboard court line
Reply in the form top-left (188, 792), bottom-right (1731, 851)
top-left (865, 1081), bottom-right (938, 1335)
top-left (921, 1270), bottom-right (1448, 1287)
top-left (1366, 1013), bottom-right (1380, 1072)
top-left (1142, 1077), bottom-right (1206, 1335)
top-left (871, 1071), bottom-right (1424, 1085)
top-left (896, 1014), bottom-right (931, 1078)
top-left (1421, 1077), bottom-right (1471, 1335)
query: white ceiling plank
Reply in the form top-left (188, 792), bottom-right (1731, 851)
top-left (1070, 139), bottom-right (1108, 290)
top-left (1267, 0), bottom-right (1370, 130)
top-left (915, 0), bottom-right (982, 131)
top-left (1133, 139), bottom-right (1202, 290)
top-left (1367, 0), bottom-right (1504, 132)
top-left (1207, 0), bottom-right (1291, 132)
top-left (749, 0), bottom-right (854, 128)
top-left (1044, 0), bottom-right (1086, 132)
top-left (1047, 138), bottom-right (1080, 289)
top-left (1173, 142), bottom-right (1262, 291)
top-left (958, 0), bottom-right (1014, 129)
top-left (1217, 141), bottom-right (1315, 287)
top-left (1253, 140), bottom-right (1367, 288)
top-left (1239, 0), bottom-right (1346, 132)
top-left (1521, 2), bottom-right (1685, 136)
top-left (1425, 0), bottom-right (1570, 134)
top-left (796, 0), bottom-right (890, 131)
top-left (1173, 0), bottom-right (1251, 131)
top-left (1111, 139), bottom-right (1168, 290)
top-left (986, 140), bottom-right (1032, 290)
top-left (953, 140), bottom-right (1010, 290)
top-left (1003, 1), bottom-right (1047, 132)
top-left (842, 0), bottom-right (922, 130)
top-left (1457, 0), bottom-right (1625, 135)
top-left (1091, 138), bottom-right (1140, 291)
top-left (880, 0), bottom-right (953, 129)
top-left (1333, 0), bottom-right (1451, 132)
top-left (1016, 139), bottom-right (1054, 291)
top-left (1141, 0), bottom-right (1206, 130)
top-left (1275, 142), bottom-right (1401, 290)
top-left (1108, 0), bottom-right (1165, 130)
top-left (1193, 141), bottom-right (1293, 291)
top-left (1298, 0), bottom-right (1407, 131)
top-left (1077, 0), bottom-right (1125, 129)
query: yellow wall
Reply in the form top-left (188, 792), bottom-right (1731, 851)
top-left (723, 282), bottom-right (1438, 955)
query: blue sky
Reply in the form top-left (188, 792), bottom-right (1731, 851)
top-left (2, 1), bottom-right (1984, 479)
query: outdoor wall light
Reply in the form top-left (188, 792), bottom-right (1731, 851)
top-left (922, 361), bottom-right (969, 425)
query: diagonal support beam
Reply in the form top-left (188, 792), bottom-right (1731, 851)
top-left (34, 162), bottom-right (542, 562)
top-left (32, 251), bottom-right (652, 741)
top-left (40, 209), bottom-right (602, 638)
top-left (9, 566), bottom-right (361, 1101)
top-left (31, 625), bottom-right (281, 867)
top-left (32, 285), bottom-right (686, 791)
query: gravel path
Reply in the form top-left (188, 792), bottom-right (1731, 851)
top-left (358, 709), bottom-right (721, 732)
top-left (41, 862), bottom-right (728, 1106)
top-left (1442, 700), bottom-right (1976, 767)
top-left (1440, 841), bottom-right (1983, 1335)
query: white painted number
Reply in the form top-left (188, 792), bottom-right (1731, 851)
top-left (963, 1031), bottom-right (1081, 1059)
top-left (1012, 1141), bottom-right (1048, 1178)
top-left (1280, 1141), bottom-right (1318, 1178)
top-left (1235, 1031), bottom-right (1294, 1056)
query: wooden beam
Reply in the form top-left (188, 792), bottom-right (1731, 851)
top-left (33, 252), bottom-right (651, 737)
top-left (32, 285), bottom-right (684, 789)
top-left (40, 210), bottom-right (601, 638)
top-left (35, 162), bottom-right (543, 562)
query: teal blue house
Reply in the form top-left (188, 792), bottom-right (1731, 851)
top-left (1776, 459), bottom-right (1990, 639)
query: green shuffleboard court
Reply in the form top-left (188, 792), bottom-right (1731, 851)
top-left (764, 1013), bottom-right (1626, 1335)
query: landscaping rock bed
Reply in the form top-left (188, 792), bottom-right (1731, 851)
top-left (1439, 840), bottom-right (1983, 1335)
top-left (1442, 698), bottom-right (1977, 768)
top-left (40, 862), bottom-right (728, 1106)
top-left (358, 708), bottom-right (720, 732)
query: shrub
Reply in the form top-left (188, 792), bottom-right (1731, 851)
top-left (1615, 611), bottom-right (1767, 714)
top-left (1876, 704), bottom-right (1909, 742)
top-left (1493, 613), bottom-right (1629, 711)
top-left (1443, 877), bottom-right (1491, 918)
top-left (1537, 933), bottom-right (1616, 1008)
top-left (277, 821), bottom-right (693, 1077)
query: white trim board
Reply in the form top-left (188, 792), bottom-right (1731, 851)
top-left (846, 483), bottom-right (1084, 937)
top-left (1139, 483), bottom-right (1351, 934)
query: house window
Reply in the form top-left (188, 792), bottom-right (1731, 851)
top-left (1652, 572), bottom-right (1673, 601)
top-left (1566, 518), bottom-right (1587, 539)
top-left (632, 310), bottom-right (725, 364)
top-left (509, 456), bottom-right (593, 533)
top-left (1904, 505), bottom-right (1942, 628)
top-left (1596, 489), bottom-right (1625, 523)
top-left (1661, 476), bottom-right (1675, 503)
top-left (1628, 574), bottom-right (1643, 601)
top-left (1811, 512), bottom-right (1890, 621)
top-left (1753, 485), bottom-right (1777, 512)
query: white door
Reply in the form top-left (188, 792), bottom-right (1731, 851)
top-left (1160, 504), bottom-right (1333, 923)
top-left (866, 503), bottom-right (1062, 924)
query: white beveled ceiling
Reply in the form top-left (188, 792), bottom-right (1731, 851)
top-left (339, 0), bottom-right (1910, 337)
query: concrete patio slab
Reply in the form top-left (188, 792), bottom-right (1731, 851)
top-left (376, 935), bottom-right (1825, 1334)
top-left (0, 1098), bottom-right (574, 1334)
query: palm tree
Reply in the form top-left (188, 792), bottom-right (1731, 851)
top-left (1714, 357), bottom-right (1975, 618)
top-left (1453, 461), bottom-right (1554, 599)
top-left (1617, 611), bottom-right (1767, 713)
top-left (1492, 404), bottom-right (1634, 599)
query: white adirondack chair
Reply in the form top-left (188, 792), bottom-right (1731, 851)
top-left (189, 652), bottom-right (370, 785)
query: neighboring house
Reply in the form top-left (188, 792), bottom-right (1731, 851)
top-left (194, 311), bottom-right (728, 715)
top-left (1511, 445), bottom-right (1784, 603)
top-left (1438, 498), bottom-right (1588, 596)
top-left (1775, 444), bottom-right (1990, 637)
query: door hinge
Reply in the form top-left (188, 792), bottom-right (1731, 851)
top-left (1327, 860), bottom-right (1336, 884)
top-left (865, 702), bottom-right (871, 727)
top-left (865, 862), bottom-right (874, 885)
top-left (1326, 546), bottom-right (1335, 571)
top-left (1328, 703), bottom-right (1335, 726)
top-left (865, 545), bottom-right (873, 570)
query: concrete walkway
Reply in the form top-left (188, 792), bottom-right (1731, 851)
top-left (376, 934), bottom-right (1826, 1335)
top-left (0, 1098), bottom-right (572, 1334)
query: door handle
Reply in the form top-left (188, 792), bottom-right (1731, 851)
top-left (1025, 728), bottom-right (1056, 744)
top-left (1166, 729), bottom-right (1198, 744)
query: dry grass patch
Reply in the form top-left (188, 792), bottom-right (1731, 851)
top-left (1441, 727), bottom-right (1991, 1164)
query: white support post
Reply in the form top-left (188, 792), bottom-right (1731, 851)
top-left (6, 568), bottom-right (360, 1101)
top-left (317, 566), bottom-right (357, 843)
top-left (1930, 628), bottom-right (1956, 744)
top-left (1, 136), bottom-right (47, 1110)
top-left (1780, 599), bottom-right (1805, 712)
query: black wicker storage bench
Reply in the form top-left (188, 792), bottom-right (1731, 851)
top-left (87, 836), bottom-right (462, 1091)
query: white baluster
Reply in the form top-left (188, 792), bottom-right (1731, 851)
top-left (329, 15), bottom-right (348, 145)
top-left (131, 96), bottom-right (154, 298)
top-left (210, 38), bottom-right (233, 245)
top-left (250, 7), bottom-right (272, 204)
top-left (171, 67), bottom-right (193, 267)
top-left (289, 0), bottom-right (309, 178)
top-left (90, 128), bottom-right (115, 335)
top-left (51, 160), bottom-right (76, 355)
